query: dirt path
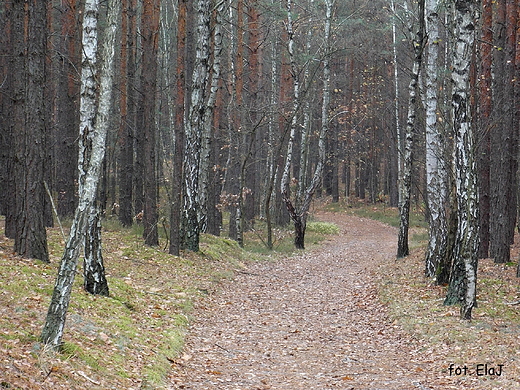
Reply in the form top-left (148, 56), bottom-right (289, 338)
top-left (170, 213), bottom-right (438, 389)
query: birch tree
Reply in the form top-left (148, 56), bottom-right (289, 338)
top-left (424, 0), bottom-right (449, 279)
top-left (391, 0), bottom-right (401, 198)
top-left (263, 0), bottom-right (281, 250)
top-left (183, 0), bottom-right (212, 251)
top-left (41, 0), bottom-right (120, 348)
top-left (80, 0), bottom-right (109, 296)
top-left (444, 0), bottom-right (479, 320)
top-left (281, 0), bottom-right (332, 249)
top-left (397, 0), bottom-right (425, 258)
top-left (198, 0), bottom-right (226, 233)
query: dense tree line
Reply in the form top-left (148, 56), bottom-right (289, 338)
top-left (0, 0), bottom-right (518, 339)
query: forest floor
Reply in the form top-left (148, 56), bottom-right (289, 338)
top-left (169, 210), bottom-right (520, 390)
top-left (2, 205), bottom-right (520, 389)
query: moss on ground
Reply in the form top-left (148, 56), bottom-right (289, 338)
top-left (0, 213), bottom-right (340, 389)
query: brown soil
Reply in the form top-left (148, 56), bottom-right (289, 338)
top-left (169, 212), bottom-right (441, 389)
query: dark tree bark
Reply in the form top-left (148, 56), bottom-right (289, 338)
top-left (489, 0), bottom-right (516, 264)
top-left (6, 0), bottom-right (24, 240)
top-left (118, 0), bottom-right (138, 227)
top-left (477, 0), bottom-right (492, 259)
top-left (140, 0), bottom-right (160, 246)
top-left (2, 2), bottom-right (15, 236)
top-left (13, 0), bottom-right (49, 262)
top-left (331, 123), bottom-right (340, 203)
top-left (54, 0), bottom-right (79, 218)
top-left (0, 2), bottom-right (8, 218)
top-left (169, 0), bottom-right (188, 256)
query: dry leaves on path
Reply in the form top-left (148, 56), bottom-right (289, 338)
top-left (170, 213), bottom-right (449, 389)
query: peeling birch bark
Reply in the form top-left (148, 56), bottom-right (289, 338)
top-left (424, 0), bottom-right (449, 280)
top-left (41, 0), bottom-right (120, 348)
top-left (183, 0), bottom-right (212, 252)
top-left (444, 0), bottom-right (479, 320)
top-left (397, 0), bottom-right (425, 258)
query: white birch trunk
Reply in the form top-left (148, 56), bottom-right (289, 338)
top-left (183, 0), bottom-right (211, 251)
top-left (449, 0), bottom-right (479, 320)
top-left (281, 0), bottom-right (332, 249)
top-left (198, 0), bottom-right (225, 232)
top-left (424, 0), bottom-right (449, 278)
top-left (280, 0), bottom-right (299, 204)
top-left (391, 0), bottom-right (402, 193)
top-left (264, 10), bottom-right (279, 249)
top-left (41, 0), bottom-right (120, 347)
top-left (75, 0), bottom-right (107, 296)
top-left (297, 0), bottom-right (314, 207)
top-left (397, 0), bottom-right (425, 258)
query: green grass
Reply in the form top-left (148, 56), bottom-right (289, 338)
top-left (322, 200), bottom-right (429, 249)
top-left (323, 199), bottom-right (428, 229)
top-left (306, 221), bottom-right (340, 235)
top-left (243, 219), bottom-right (339, 255)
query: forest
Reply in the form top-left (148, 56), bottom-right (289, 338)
top-left (0, 0), bottom-right (519, 369)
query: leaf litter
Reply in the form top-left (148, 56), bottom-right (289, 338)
top-left (2, 210), bottom-right (520, 389)
top-left (170, 212), bottom-right (520, 390)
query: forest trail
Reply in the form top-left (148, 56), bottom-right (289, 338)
top-left (169, 212), bottom-right (439, 389)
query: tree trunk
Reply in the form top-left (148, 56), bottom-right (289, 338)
top-left (183, 0), bottom-right (211, 252)
top-left (444, 0), bottom-right (478, 320)
top-left (0, 2), bottom-right (10, 219)
top-left (280, 0), bottom-right (303, 247)
top-left (265, 15), bottom-right (279, 250)
top-left (198, 0), bottom-right (225, 233)
top-left (489, 0), bottom-right (516, 264)
top-left (424, 0), bottom-right (449, 279)
top-left (233, 0), bottom-right (246, 245)
top-left (13, 0), bottom-right (49, 263)
top-left (54, 0), bottom-right (79, 219)
top-left (41, 0), bottom-right (120, 348)
top-left (4, 1), bottom-right (22, 240)
top-left (118, 0), bottom-right (136, 228)
top-left (505, 0), bottom-right (519, 253)
top-left (477, 0), bottom-right (492, 259)
top-left (169, 0), bottom-right (188, 256)
top-left (397, 0), bottom-right (425, 258)
top-left (76, 0), bottom-right (110, 296)
top-left (294, 216), bottom-right (306, 250)
top-left (141, 0), bottom-right (160, 247)
top-left (391, 0), bottom-right (401, 209)
top-left (84, 204), bottom-right (109, 296)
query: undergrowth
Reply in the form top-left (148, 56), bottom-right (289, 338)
top-left (0, 214), bottom-right (339, 390)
